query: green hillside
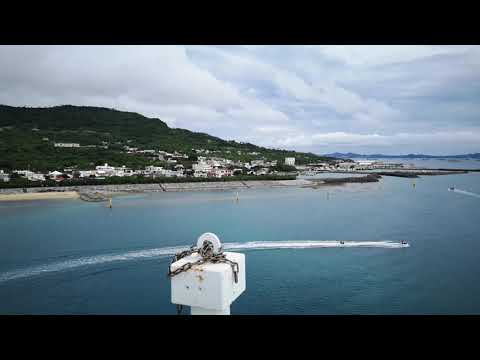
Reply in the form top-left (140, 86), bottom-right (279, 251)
top-left (0, 104), bottom-right (334, 171)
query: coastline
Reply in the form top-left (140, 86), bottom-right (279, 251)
top-left (0, 180), bottom-right (312, 201)
top-left (0, 169), bottom-right (469, 201)
top-left (0, 191), bottom-right (80, 201)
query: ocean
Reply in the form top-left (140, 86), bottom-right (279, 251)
top-left (1, 159), bottom-right (480, 314)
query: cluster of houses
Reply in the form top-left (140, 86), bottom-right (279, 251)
top-left (0, 154), bottom-right (294, 183)
top-left (0, 163), bottom-right (185, 183)
top-left (191, 156), bottom-right (279, 178)
top-left (2, 145), bottom-right (416, 185)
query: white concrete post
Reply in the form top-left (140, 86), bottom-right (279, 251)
top-left (170, 233), bottom-right (246, 315)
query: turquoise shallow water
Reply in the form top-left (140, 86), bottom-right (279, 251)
top-left (1, 161), bottom-right (480, 314)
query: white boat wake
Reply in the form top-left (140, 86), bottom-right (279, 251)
top-left (0, 240), bottom-right (409, 284)
top-left (450, 188), bottom-right (480, 198)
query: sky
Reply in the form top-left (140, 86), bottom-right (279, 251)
top-left (0, 45), bottom-right (479, 155)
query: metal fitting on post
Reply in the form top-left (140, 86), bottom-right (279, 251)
top-left (169, 232), bottom-right (246, 315)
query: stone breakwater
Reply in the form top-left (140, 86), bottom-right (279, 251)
top-left (318, 174), bottom-right (382, 184)
top-left (375, 170), bottom-right (467, 178)
top-left (79, 192), bottom-right (110, 202)
top-left (0, 183), bottom-right (165, 195)
top-left (161, 179), bottom-right (312, 192)
top-left (0, 180), bottom-right (314, 200)
top-left (303, 174), bottom-right (382, 189)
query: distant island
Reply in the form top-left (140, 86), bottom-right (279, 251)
top-left (323, 152), bottom-right (480, 159)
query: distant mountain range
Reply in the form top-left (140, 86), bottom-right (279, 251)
top-left (323, 152), bottom-right (480, 159)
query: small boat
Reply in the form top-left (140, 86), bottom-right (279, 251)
top-left (448, 187), bottom-right (455, 191)
top-left (340, 241), bottom-right (345, 245)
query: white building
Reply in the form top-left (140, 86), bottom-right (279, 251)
top-left (79, 170), bottom-right (95, 178)
top-left (114, 166), bottom-right (134, 177)
top-left (211, 168), bottom-right (233, 178)
top-left (145, 166), bottom-right (164, 172)
top-left (0, 170), bottom-right (10, 182)
top-left (144, 166), bottom-right (164, 176)
top-left (13, 170), bottom-right (46, 181)
top-left (251, 159), bottom-right (265, 167)
top-left (337, 162), bottom-right (355, 170)
top-left (172, 151), bottom-right (188, 159)
top-left (356, 160), bottom-right (375, 166)
top-left (48, 171), bottom-right (64, 180)
top-left (285, 157), bottom-right (295, 166)
top-left (194, 171), bottom-right (208, 178)
top-left (193, 162), bottom-right (212, 173)
top-left (29, 173), bottom-right (46, 181)
top-left (144, 166), bottom-right (182, 178)
top-left (124, 146), bottom-right (138, 153)
top-left (54, 143), bottom-right (80, 148)
top-left (353, 160), bottom-right (378, 170)
top-left (95, 163), bottom-right (116, 177)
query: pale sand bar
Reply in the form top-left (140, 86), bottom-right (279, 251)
top-left (0, 191), bottom-right (79, 201)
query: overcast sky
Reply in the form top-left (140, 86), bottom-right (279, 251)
top-left (0, 45), bottom-right (479, 155)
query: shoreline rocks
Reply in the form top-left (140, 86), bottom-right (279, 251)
top-left (307, 174), bottom-right (382, 187)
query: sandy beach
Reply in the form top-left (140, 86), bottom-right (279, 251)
top-left (0, 191), bottom-right (80, 201)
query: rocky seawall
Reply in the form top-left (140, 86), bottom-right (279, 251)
top-left (0, 179), bottom-right (314, 200)
top-left (79, 192), bottom-right (110, 202)
top-left (306, 174), bottom-right (382, 188)
top-left (375, 170), bottom-right (467, 178)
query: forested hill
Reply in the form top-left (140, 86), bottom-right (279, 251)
top-left (0, 105), bottom-right (334, 171)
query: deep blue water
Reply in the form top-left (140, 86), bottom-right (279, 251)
top-left (1, 160), bottom-right (480, 314)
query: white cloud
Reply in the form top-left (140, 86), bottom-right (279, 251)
top-left (0, 45), bottom-right (479, 154)
top-left (249, 129), bottom-right (480, 155)
top-left (189, 46), bottom-right (402, 126)
top-left (312, 45), bottom-right (476, 67)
